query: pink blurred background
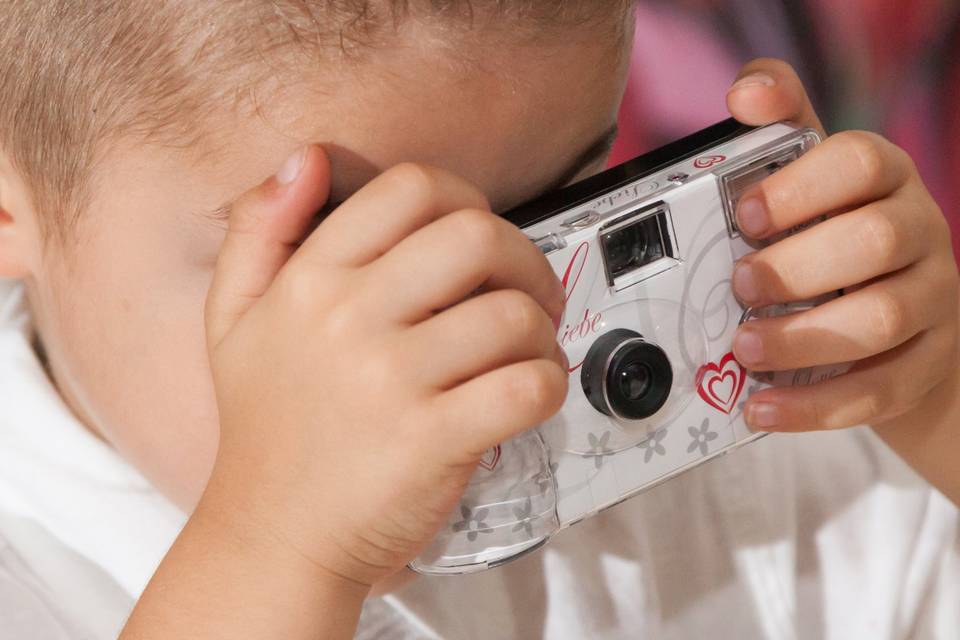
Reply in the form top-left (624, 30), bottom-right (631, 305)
top-left (611, 1), bottom-right (960, 263)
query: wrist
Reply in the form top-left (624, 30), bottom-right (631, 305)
top-left (197, 458), bottom-right (373, 602)
top-left (123, 461), bottom-right (370, 640)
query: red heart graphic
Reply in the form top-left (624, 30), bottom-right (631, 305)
top-left (478, 445), bottom-right (502, 471)
top-left (695, 352), bottom-right (746, 414)
top-left (694, 155), bottom-right (727, 169)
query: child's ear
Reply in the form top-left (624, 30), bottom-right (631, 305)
top-left (0, 157), bottom-right (41, 279)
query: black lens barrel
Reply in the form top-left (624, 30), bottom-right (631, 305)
top-left (581, 328), bottom-right (673, 420)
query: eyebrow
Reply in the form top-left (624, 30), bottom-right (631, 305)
top-left (540, 123), bottom-right (620, 196)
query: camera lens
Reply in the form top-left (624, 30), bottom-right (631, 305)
top-left (581, 328), bottom-right (673, 420)
top-left (618, 362), bottom-right (652, 401)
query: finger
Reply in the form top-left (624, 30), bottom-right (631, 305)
top-left (741, 326), bottom-right (956, 431)
top-left (734, 131), bottom-right (916, 239)
top-left (726, 57), bottom-right (825, 136)
top-left (732, 189), bottom-right (930, 306)
top-left (205, 146), bottom-right (331, 351)
top-left (733, 260), bottom-right (951, 371)
top-left (363, 208), bottom-right (566, 324)
top-left (430, 359), bottom-right (568, 455)
top-left (401, 289), bottom-right (566, 389)
top-left (297, 163), bottom-right (490, 268)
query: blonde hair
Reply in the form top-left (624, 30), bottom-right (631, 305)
top-left (0, 1), bottom-right (631, 241)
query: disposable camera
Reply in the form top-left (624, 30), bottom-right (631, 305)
top-left (411, 120), bottom-right (850, 575)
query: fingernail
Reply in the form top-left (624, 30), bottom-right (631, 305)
top-left (731, 73), bottom-right (776, 90)
top-left (747, 403), bottom-right (780, 430)
top-left (737, 197), bottom-right (769, 236)
top-left (733, 261), bottom-right (761, 303)
top-left (734, 329), bottom-right (764, 365)
top-left (276, 147), bottom-right (307, 185)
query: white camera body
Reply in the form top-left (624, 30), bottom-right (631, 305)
top-left (412, 120), bottom-right (849, 575)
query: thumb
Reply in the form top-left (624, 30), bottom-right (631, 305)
top-left (726, 58), bottom-right (827, 138)
top-left (205, 145), bottom-right (331, 351)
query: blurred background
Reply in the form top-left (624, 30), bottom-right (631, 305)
top-left (610, 0), bottom-right (960, 263)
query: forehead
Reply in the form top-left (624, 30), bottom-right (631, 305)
top-left (94, 25), bottom-right (631, 241)
top-left (230, 27), bottom-right (626, 199)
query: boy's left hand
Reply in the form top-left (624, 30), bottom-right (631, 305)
top-left (725, 58), bottom-right (960, 433)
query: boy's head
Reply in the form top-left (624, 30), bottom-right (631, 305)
top-left (0, 1), bottom-right (634, 508)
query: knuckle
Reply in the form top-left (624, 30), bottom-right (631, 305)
top-left (855, 211), bottom-right (901, 267)
top-left (508, 363), bottom-right (567, 417)
top-left (277, 266), bottom-right (322, 312)
top-left (227, 179), bottom-right (278, 230)
top-left (386, 162), bottom-right (437, 203)
top-left (840, 130), bottom-right (887, 186)
top-left (227, 197), bottom-right (266, 235)
top-left (848, 377), bottom-right (889, 424)
top-left (496, 290), bottom-right (547, 340)
top-left (867, 290), bottom-right (910, 346)
top-left (764, 170), bottom-right (801, 211)
top-left (321, 301), bottom-right (363, 342)
top-left (356, 347), bottom-right (401, 393)
top-left (862, 390), bottom-right (887, 423)
top-left (893, 143), bottom-right (918, 177)
top-left (452, 208), bottom-right (501, 259)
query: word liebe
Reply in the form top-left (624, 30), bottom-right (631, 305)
top-left (559, 308), bottom-right (604, 348)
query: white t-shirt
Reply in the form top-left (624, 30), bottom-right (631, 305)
top-left (0, 278), bottom-right (957, 639)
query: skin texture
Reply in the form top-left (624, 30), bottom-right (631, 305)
top-left (3, 26), bottom-right (630, 511)
top-left (0, 16), bottom-right (956, 640)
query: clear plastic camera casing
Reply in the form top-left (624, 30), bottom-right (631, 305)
top-left (411, 120), bottom-right (851, 575)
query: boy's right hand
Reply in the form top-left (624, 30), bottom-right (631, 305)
top-left (203, 146), bottom-right (568, 589)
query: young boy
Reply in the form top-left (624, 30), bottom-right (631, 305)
top-left (0, 1), bottom-right (957, 638)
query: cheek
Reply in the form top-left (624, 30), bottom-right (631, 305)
top-left (39, 233), bottom-right (223, 511)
